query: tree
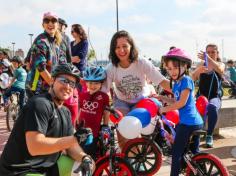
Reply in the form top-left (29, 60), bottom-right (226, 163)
top-left (87, 48), bottom-right (96, 61)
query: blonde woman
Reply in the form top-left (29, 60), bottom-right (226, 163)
top-left (25, 12), bottom-right (66, 98)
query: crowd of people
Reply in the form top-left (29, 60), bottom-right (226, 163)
top-left (0, 11), bottom-right (234, 176)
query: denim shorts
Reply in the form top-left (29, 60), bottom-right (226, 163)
top-left (113, 97), bottom-right (136, 115)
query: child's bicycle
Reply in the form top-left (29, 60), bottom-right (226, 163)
top-left (122, 115), bottom-right (229, 176)
top-left (93, 106), bottom-right (136, 176)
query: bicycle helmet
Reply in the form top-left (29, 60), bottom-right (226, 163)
top-left (52, 63), bottom-right (80, 82)
top-left (11, 56), bottom-right (24, 64)
top-left (162, 48), bottom-right (192, 68)
top-left (83, 66), bottom-right (106, 82)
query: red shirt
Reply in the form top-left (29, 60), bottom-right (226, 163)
top-left (79, 91), bottom-right (109, 137)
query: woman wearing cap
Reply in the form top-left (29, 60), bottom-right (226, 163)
top-left (25, 12), bottom-right (67, 98)
top-left (159, 48), bottom-right (203, 175)
top-left (70, 24), bottom-right (88, 72)
top-left (191, 44), bottom-right (225, 148)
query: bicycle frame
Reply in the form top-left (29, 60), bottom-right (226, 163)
top-left (96, 124), bottom-right (125, 174)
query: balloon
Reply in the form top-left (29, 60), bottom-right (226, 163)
top-left (127, 108), bottom-right (151, 128)
top-left (165, 110), bottom-right (180, 125)
top-left (141, 117), bottom-right (158, 135)
top-left (150, 98), bottom-right (162, 107)
top-left (0, 73), bottom-right (10, 89)
top-left (136, 98), bottom-right (158, 117)
top-left (196, 96), bottom-right (208, 116)
top-left (118, 116), bottom-right (142, 139)
top-left (109, 109), bottom-right (124, 124)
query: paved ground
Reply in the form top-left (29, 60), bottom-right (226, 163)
top-left (0, 97), bottom-right (236, 175)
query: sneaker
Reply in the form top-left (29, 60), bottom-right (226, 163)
top-left (206, 135), bottom-right (213, 148)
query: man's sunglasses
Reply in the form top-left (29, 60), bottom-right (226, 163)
top-left (43, 18), bottom-right (58, 24)
top-left (57, 77), bottom-right (76, 88)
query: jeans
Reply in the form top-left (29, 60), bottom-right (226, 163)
top-left (113, 97), bottom-right (136, 115)
top-left (206, 97), bottom-right (221, 135)
top-left (3, 86), bottom-right (25, 109)
top-left (170, 124), bottom-right (203, 176)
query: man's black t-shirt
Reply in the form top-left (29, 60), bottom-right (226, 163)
top-left (0, 93), bottom-right (74, 176)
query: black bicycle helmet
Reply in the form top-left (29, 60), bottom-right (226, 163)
top-left (83, 66), bottom-right (106, 82)
top-left (12, 56), bottom-right (24, 64)
top-left (52, 63), bottom-right (80, 82)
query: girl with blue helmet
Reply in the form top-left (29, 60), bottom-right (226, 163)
top-left (78, 66), bottom-right (110, 160)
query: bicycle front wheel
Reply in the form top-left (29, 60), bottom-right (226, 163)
top-left (122, 138), bottom-right (162, 176)
top-left (94, 156), bottom-right (136, 176)
top-left (186, 153), bottom-right (229, 176)
top-left (6, 103), bottom-right (18, 132)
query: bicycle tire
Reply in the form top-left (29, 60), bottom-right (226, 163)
top-left (122, 138), bottom-right (162, 176)
top-left (185, 153), bottom-right (229, 176)
top-left (6, 103), bottom-right (17, 132)
top-left (228, 88), bottom-right (233, 95)
top-left (94, 156), bottom-right (136, 176)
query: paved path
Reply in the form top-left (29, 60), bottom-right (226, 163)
top-left (0, 98), bottom-right (235, 175)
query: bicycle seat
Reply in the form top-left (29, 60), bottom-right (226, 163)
top-left (192, 129), bottom-right (206, 136)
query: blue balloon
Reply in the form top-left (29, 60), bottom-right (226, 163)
top-left (127, 108), bottom-right (151, 128)
top-left (150, 98), bottom-right (162, 107)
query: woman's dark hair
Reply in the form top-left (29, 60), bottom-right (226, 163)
top-left (109, 30), bottom-right (138, 67)
top-left (71, 24), bottom-right (87, 40)
top-left (206, 43), bottom-right (221, 62)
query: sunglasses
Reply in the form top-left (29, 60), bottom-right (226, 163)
top-left (57, 77), bottom-right (76, 88)
top-left (71, 30), bottom-right (75, 33)
top-left (43, 18), bottom-right (58, 24)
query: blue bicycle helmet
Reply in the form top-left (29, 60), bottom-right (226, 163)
top-left (83, 66), bottom-right (106, 81)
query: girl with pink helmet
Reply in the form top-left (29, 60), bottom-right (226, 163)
top-left (159, 48), bottom-right (203, 176)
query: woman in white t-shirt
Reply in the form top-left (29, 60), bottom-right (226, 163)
top-left (102, 30), bottom-right (170, 149)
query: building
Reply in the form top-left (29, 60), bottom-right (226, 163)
top-left (15, 49), bottom-right (24, 58)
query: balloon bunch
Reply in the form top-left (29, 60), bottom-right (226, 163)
top-left (112, 98), bottom-right (164, 139)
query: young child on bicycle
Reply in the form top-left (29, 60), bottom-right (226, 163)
top-left (3, 56), bottom-right (27, 109)
top-left (78, 66), bottom-right (110, 160)
top-left (159, 48), bottom-right (203, 176)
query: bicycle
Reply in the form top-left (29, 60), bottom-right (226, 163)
top-left (5, 91), bottom-right (20, 132)
top-left (93, 106), bottom-right (137, 176)
top-left (122, 115), bottom-right (230, 176)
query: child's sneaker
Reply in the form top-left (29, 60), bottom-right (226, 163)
top-left (206, 135), bottom-right (213, 148)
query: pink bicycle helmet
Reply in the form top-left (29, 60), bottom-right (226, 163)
top-left (162, 48), bottom-right (192, 68)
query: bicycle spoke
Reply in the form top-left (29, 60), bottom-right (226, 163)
top-left (207, 161), bottom-right (214, 175)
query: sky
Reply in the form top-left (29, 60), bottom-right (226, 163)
top-left (0, 0), bottom-right (236, 62)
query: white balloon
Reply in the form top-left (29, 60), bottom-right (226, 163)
top-left (141, 116), bottom-right (158, 135)
top-left (0, 73), bottom-right (10, 89)
top-left (118, 116), bottom-right (142, 139)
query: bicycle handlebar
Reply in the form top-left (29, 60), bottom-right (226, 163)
top-left (73, 164), bottom-right (92, 176)
top-left (105, 106), bottom-right (120, 119)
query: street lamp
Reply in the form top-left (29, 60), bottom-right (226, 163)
top-left (28, 33), bottom-right (34, 46)
top-left (116, 0), bottom-right (119, 31)
top-left (12, 42), bottom-right (15, 57)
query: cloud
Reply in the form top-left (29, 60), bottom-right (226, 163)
top-left (122, 15), bottom-right (155, 25)
top-left (175, 0), bottom-right (201, 7)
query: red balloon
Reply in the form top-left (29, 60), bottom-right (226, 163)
top-left (165, 110), bottom-right (180, 125)
top-left (136, 98), bottom-right (158, 117)
top-left (196, 96), bottom-right (208, 116)
top-left (110, 110), bottom-right (124, 124)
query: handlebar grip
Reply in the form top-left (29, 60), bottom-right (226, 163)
top-left (105, 106), bottom-right (120, 119)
